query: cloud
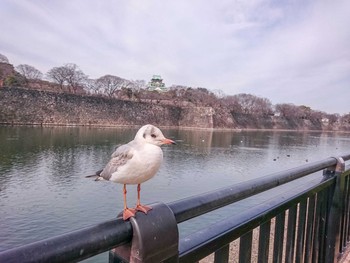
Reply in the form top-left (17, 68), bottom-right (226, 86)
top-left (215, 0), bottom-right (350, 113)
top-left (0, 0), bottom-right (349, 113)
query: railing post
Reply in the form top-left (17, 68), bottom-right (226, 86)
top-left (109, 202), bottom-right (179, 263)
top-left (324, 157), bottom-right (345, 263)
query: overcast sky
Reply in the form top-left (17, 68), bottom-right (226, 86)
top-left (1, 0), bottom-right (349, 114)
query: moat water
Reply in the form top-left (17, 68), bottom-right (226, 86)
top-left (1, 126), bottom-right (350, 262)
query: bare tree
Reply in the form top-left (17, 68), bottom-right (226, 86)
top-left (83, 78), bottom-right (101, 95)
top-left (326, 113), bottom-right (340, 125)
top-left (341, 113), bottom-right (350, 124)
top-left (183, 87), bottom-right (217, 106)
top-left (46, 66), bottom-right (68, 90)
top-left (169, 85), bottom-right (189, 97)
top-left (63, 63), bottom-right (87, 93)
top-left (96, 75), bottom-right (131, 98)
top-left (129, 79), bottom-right (146, 91)
top-left (221, 95), bottom-right (243, 113)
top-left (16, 64), bottom-right (43, 80)
top-left (0, 53), bottom-right (9, 63)
top-left (275, 103), bottom-right (303, 119)
top-left (212, 89), bottom-right (225, 99)
top-left (227, 93), bottom-right (273, 115)
top-left (46, 63), bottom-right (87, 93)
top-left (275, 104), bottom-right (319, 122)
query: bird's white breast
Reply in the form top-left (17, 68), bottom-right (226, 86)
top-left (110, 144), bottom-right (163, 184)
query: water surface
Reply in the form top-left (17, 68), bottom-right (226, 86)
top-left (1, 126), bottom-right (349, 262)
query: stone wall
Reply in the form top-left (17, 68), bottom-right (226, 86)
top-left (0, 87), bottom-right (219, 128)
top-left (179, 107), bottom-right (214, 128)
top-left (1, 87), bottom-right (348, 130)
top-left (0, 87), bottom-right (182, 127)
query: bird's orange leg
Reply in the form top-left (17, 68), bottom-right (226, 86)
top-left (135, 184), bottom-right (152, 214)
top-left (122, 184), bottom-right (136, 220)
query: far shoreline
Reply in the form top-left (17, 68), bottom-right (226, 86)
top-left (1, 122), bottom-right (350, 134)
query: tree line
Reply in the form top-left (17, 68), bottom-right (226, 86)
top-left (1, 52), bottom-right (349, 126)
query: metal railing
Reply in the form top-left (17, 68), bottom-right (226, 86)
top-left (1, 154), bottom-right (350, 263)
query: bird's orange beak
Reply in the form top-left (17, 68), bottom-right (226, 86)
top-left (162, 138), bottom-right (176, 145)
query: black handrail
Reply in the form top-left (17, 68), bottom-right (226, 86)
top-left (0, 154), bottom-right (349, 263)
top-left (0, 218), bottom-right (132, 263)
top-left (168, 156), bottom-right (338, 223)
top-left (178, 175), bottom-right (335, 262)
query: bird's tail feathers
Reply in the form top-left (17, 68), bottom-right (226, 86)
top-left (85, 174), bottom-right (98, 178)
top-left (85, 169), bottom-right (104, 181)
top-left (85, 174), bottom-right (105, 181)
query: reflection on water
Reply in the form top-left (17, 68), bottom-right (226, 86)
top-left (1, 126), bottom-right (350, 262)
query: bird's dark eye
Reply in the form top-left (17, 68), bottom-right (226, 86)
top-left (151, 134), bottom-right (156, 138)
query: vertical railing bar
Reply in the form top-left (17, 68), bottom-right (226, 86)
top-left (304, 195), bottom-right (316, 263)
top-left (324, 161), bottom-right (348, 263)
top-left (285, 204), bottom-right (297, 263)
top-left (339, 174), bottom-right (347, 252)
top-left (338, 169), bottom-right (347, 258)
top-left (296, 199), bottom-right (307, 263)
top-left (343, 174), bottom-right (350, 249)
top-left (273, 211), bottom-right (285, 263)
top-left (344, 174), bottom-right (350, 247)
top-left (312, 190), bottom-right (324, 263)
top-left (319, 186), bottom-right (331, 262)
top-left (344, 175), bottom-right (350, 243)
top-left (239, 230), bottom-right (253, 263)
top-left (257, 220), bottom-right (271, 263)
top-left (347, 174), bottom-right (350, 243)
top-left (346, 175), bottom-right (350, 244)
top-left (214, 244), bottom-right (230, 263)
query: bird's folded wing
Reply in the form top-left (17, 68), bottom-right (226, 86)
top-left (111, 143), bottom-right (132, 158)
top-left (100, 144), bottom-right (134, 180)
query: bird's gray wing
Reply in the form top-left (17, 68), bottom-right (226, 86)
top-left (99, 144), bottom-right (134, 180)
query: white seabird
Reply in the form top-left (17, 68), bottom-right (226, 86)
top-left (88, 124), bottom-right (176, 220)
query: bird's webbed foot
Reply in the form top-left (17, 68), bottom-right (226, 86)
top-left (135, 204), bottom-right (152, 214)
top-left (123, 207), bottom-right (137, 220)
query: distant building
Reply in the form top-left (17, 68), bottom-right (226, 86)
top-left (147, 75), bottom-right (167, 92)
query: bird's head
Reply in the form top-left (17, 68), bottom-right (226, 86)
top-left (135, 124), bottom-right (176, 146)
